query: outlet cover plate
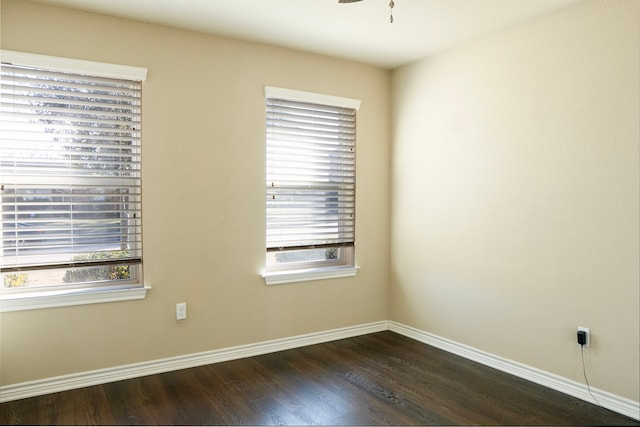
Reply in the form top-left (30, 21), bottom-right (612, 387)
top-left (176, 302), bottom-right (187, 320)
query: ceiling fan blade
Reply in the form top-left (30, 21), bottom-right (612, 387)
top-left (338, 0), bottom-right (363, 3)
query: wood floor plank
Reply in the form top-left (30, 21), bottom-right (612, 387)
top-left (0, 331), bottom-right (638, 425)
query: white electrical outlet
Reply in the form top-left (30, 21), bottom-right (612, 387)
top-left (577, 326), bottom-right (590, 347)
top-left (176, 302), bottom-right (187, 320)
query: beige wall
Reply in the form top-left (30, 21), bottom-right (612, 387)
top-left (390, 0), bottom-right (639, 401)
top-left (1, 0), bottom-right (638, 407)
top-left (0, 0), bottom-right (390, 385)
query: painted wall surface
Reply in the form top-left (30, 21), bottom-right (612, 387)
top-left (0, 0), bottom-right (391, 385)
top-left (1, 0), bottom-right (638, 407)
top-left (390, 0), bottom-right (639, 401)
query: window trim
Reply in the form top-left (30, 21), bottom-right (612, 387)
top-left (264, 86), bottom-right (361, 111)
top-left (264, 86), bottom-right (360, 284)
top-left (0, 285), bottom-right (150, 312)
top-left (1, 50), bottom-right (147, 81)
top-left (0, 50), bottom-right (148, 310)
top-left (263, 265), bottom-right (358, 286)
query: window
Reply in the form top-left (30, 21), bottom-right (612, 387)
top-left (264, 86), bottom-right (360, 285)
top-left (0, 50), bottom-right (148, 311)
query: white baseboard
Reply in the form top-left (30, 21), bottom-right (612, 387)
top-left (1, 319), bottom-right (638, 421)
top-left (388, 321), bottom-right (640, 421)
top-left (0, 321), bottom-right (388, 403)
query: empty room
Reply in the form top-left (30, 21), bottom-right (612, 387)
top-left (0, 0), bottom-right (638, 425)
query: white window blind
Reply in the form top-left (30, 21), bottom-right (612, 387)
top-left (266, 88), bottom-right (358, 259)
top-left (1, 53), bottom-right (144, 285)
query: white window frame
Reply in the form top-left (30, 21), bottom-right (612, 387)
top-left (0, 50), bottom-right (149, 312)
top-left (263, 86), bottom-right (360, 285)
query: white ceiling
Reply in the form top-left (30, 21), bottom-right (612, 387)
top-left (33, 0), bottom-right (585, 69)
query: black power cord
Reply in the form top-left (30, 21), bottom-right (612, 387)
top-left (580, 343), bottom-right (600, 406)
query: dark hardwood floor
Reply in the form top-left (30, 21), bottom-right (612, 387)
top-left (1, 331), bottom-right (638, 425)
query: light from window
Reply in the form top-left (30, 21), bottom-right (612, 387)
top-left (265, 87), bottom-right (360, 274)
top-left (0, 51), bottom-right (145, 293)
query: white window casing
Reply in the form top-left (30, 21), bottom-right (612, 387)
top-left (0, 50), bottom-right (149, 311)
top-left (264, 86), bottom-right (360, 284)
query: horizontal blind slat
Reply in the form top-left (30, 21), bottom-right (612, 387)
top-left (1, 66), bottom-right (143, 87)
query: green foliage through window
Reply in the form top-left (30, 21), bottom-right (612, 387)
top-left (63, 251), bottom-right (131, 283)
top-left (3, 273), bottom-right (28, 288)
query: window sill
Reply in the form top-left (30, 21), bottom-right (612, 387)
top-left (0, 285), bottom-right (151, 313)
top-left (263, 266), bottom-right (359, 285)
